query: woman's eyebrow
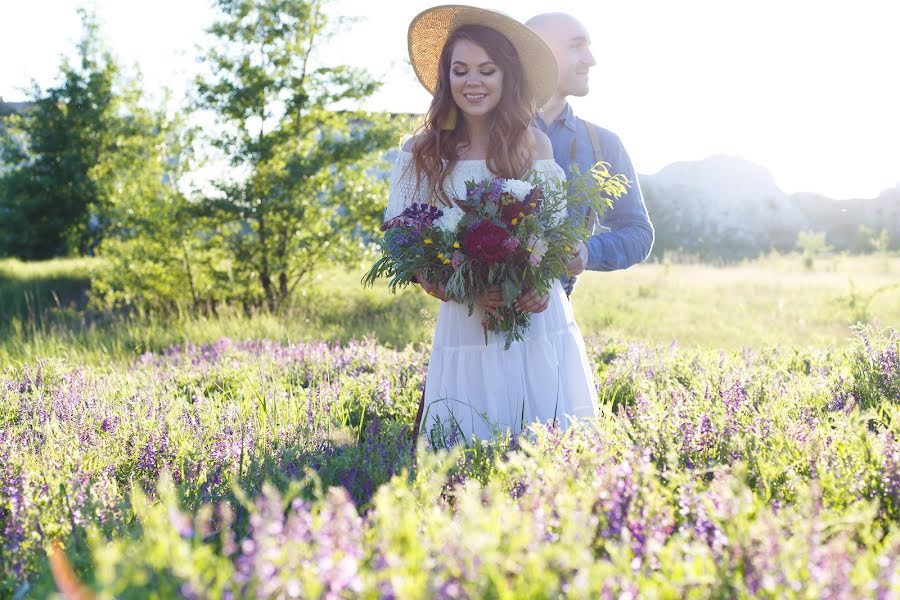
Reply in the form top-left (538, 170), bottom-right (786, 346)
top-left (451, 61), bottom-right (497, 67)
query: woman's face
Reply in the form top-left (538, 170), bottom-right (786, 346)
top-left (448, 39), bottom-right (504, 118)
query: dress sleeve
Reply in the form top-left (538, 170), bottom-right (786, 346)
top-left (534, 159), bottom-right (567, 185)
top-left (385, 151), bottom-right (429, 221)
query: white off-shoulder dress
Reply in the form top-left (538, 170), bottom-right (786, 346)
top-left (385, 150), bottom-right (598, 446)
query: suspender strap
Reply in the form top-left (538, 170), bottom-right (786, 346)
top-left (585, 118), bottom-right (604, 164)
top-left (567, 119), bottom-right (604, 167)
top-left (564, 119), bottom-right (605, 297)
top-left (577, 118), bottom-right (604, 231)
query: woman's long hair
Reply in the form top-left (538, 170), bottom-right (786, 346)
top-left (410, 24), bottom-right (537, 206)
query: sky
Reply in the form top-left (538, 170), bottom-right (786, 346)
top-left (2, 0), bottom-right (899, 199)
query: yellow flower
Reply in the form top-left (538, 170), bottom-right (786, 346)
top-left (511, 218), bottom-right (518, 226)
top-left (529, 202), bottom-right (537, 208)
top-left (436, 253), bottom-right (444, 260)
top-left (452, 242), bottom-right (460, 249)
top-left (442, 259), bottom-right (451, 265)
top-left (423, 238), bottom-right (433, 245)
top-left (518, 211), bottom-right (525, 218)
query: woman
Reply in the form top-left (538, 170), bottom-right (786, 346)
top-left (387, 5), bottom-right (598, 446)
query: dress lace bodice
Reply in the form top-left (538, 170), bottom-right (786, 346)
top-left (384, 150), bottom-right (567, 221)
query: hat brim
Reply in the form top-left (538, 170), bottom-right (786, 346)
top-left (408, 5), bottom-right (558, 109)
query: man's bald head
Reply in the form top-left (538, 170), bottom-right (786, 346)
top-left (525, 12), bottom-right (583, 35)
top-left (527, 12), bottom-right (596, 99)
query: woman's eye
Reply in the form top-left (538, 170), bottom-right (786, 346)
top-left (481, 70), bottom-right (496, 76)
top-left (453, 71), bottom-right (467, 77)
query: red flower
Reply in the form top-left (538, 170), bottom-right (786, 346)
top-left (499, 186), bottom-right (543, 226)
top-left (500, 200), bottom-right (527, 226)
top-left (463, 220), bottom-right (514, 265)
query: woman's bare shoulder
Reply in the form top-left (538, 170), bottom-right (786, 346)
top-left (402, 133), bottom-right (427, 152)
top-left (529, 126), bottom-right (554, 160)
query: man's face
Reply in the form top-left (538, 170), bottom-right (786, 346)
top-left (533, 17), bottom-right (596, 97)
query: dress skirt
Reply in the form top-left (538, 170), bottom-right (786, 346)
top-left (421, 279), bottom-right (598, 446)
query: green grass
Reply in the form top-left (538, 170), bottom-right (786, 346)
top-left (571, 252), bottom-right (900, 349)
top-left (1, 253), bottom-right (897, 365)
top-left (0, 257), bottom-right (94, 323)
top-left (2, 255), bottom-right (899, 597)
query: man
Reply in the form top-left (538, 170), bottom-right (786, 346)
top-left (520, 12), bottom-right (654, 306)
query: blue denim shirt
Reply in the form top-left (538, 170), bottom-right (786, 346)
top-left (534, 104), bottom-right (654, 290)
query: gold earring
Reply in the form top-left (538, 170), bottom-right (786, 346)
top-left (440, 104), bottom-right (458, 130)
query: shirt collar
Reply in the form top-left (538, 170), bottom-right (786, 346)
top-left (535, 102), bottom-right (577, 133)
top-left (557, 103), bottom-right (576, 131)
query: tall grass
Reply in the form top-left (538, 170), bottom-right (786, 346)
top-left (1, 253), bottom-right (898, 365)
top-left (0, 257), bottom-right (94, 323)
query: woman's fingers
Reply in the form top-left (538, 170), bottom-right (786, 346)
top-left (485, 307), bottom-right (504, 320)
top-left (514, 289), bottom-right (536, 310)
top-left (515, 289), bottom-right (549, 313)
top-left (475, 287), bottom-right (503, 308)
top-left (481, 286), bottom-right (502, 303)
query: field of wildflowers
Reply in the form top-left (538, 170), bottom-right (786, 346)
top-left (2, 324), bottom-right (899, 597)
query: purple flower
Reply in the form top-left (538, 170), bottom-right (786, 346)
top-left (381, 202), bottom-right (443, 231)
top-left (466, 180), bottom-right (485, 201)
top-left (487, 178), bottom-right (504, 203)
top-left (169, 507), bottom-right (194, 539)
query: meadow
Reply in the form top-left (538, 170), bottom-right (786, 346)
top-left (2, 253), bottom-right (898, 363)
top-left (1, 254), bottom-right (899, 598)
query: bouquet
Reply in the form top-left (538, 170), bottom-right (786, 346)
top-left (363, 163), bottom-right (630, 349)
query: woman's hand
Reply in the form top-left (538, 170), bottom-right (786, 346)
top-left (416, 270), bottom-right (450, 302)
top-left (474, 285), bottom-right (505, 320)
top-left (515, 288), bottom-right (550, 313)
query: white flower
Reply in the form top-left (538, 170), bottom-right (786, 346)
top-left (501, 178), bottom-right (534, 201)
top-left (434, 204), bottom-right (465, 232)
top-left (527, 235), bottom-right (549, 267)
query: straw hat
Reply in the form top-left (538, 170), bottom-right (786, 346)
top-left (408, 5), bottom-right (558, 108)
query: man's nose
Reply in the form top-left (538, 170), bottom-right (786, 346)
top-left (583, 49), bottom-right (597, 67)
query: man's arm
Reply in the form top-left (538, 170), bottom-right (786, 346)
top-left (584, 132), bottom-right (655, 271)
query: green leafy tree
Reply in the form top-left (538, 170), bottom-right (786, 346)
top-left (193, 0), bottom-right (400, 311)
top-left (796, 230), bottom-right (832, 270)
top-left (0, 10), bottom-right (120, 259)
top-left (89, 100), bottom-right (231, 313)
top-left (870, 228), bottom-right (890, 254)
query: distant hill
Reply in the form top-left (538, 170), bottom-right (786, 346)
top-left (790, 187), bottom-right (900, 251)
top-left (0, 98), bottom-right (30, 118)
top-left (639, 156), bottom-right (899, 260)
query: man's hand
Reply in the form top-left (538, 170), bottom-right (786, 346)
top-left (566, 241), bottom-right (588, 276)
top-left (515, 288), bottom-right (550, 313)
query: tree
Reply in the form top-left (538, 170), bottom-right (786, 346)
top-left (796, 230), bottom-right (831, 270)
top-left (0, 10), bottom-right (121, 259)
top-left (192, 0), bottom-right (401, 311)
top-left (89, 101), bottom-right (229, 313)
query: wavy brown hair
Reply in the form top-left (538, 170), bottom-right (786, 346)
top-left (410, 25), bottom-right (537, 206)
